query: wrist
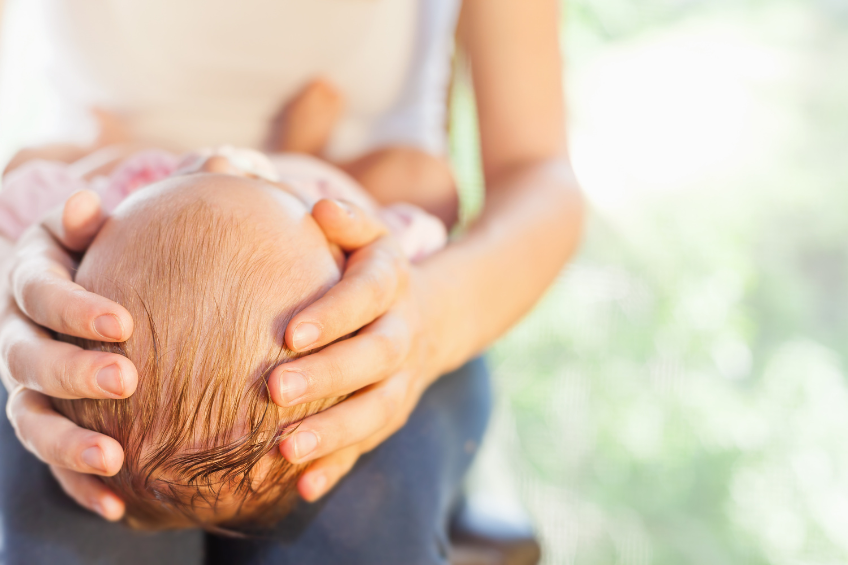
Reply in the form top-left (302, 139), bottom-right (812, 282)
top-left (411, 261), bottom-right (466, 383)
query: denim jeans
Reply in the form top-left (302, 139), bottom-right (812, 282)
top-left (0, 358), bottom-right (491, 565)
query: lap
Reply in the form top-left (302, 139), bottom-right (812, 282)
top-left (0, 358), bottom-right (491, 565)
top-left (0, 388), bottom-right (204, 565)
top-left (207, 357), bottom-right (492, 565)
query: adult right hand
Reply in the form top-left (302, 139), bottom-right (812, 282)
top-left (0, 190), bottom-right (136, 520)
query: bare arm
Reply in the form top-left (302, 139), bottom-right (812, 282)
top-left (271, 0), bottom-right (584, 500)
top-left (425, 0), bottom-right (583, 373)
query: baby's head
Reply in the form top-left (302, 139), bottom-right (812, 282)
top-left (55, 156), bottom-right (343, 530)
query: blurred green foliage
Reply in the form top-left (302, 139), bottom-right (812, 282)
top-left (452, 1), bottom-right (848, 563)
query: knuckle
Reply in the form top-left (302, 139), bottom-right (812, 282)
top-left (395, 264), bottom-right (410, 291)
top-left (322, 356), bottom-right (347, 394)
top-left (4, 338), bottom-right (27, 384)
top-left (372, 331), bottom-right (403, 369)
top-left (56, 290), bottom-right (89, 334)
top-left (379, 240), bottom-right (405, 266)
top-left (362, 262), bottom-right (399, 310)
top-left (381, 247), bottom-right (410, 292)
top-left (377, 388), bottom-right (402, 426)
top-left (56, 362), bottom-right (75, 396)
top-left (362, 263), bottom-right (392, 297)
top-left (15, 277), bottom-right (41, 319)
top-left (46, 437), bottom-right (69, 468)
top-left (54, 350), bottom-right (86, 397)
top-left (56, 297), bottom-right (77, 333)
top-left (328, 423), bottom-right (350, 451)
top-left (390, 246), bottom-right (410, 275)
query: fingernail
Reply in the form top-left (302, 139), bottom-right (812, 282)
top-left (91, 496), bottom-right (123, 521)
top-left (94, 314), bottom-right (124, 341)
top-left (307, 472), bottom-right (328, 499)
top-left (279, 370), bottom-right (308, 405)
top-left (96, 364), bottom-right (124, 397)
top-left (292, 323), bottom-right (321, 351)
top-left (81, 446), bottom-right (107, 473)
top-left (292, 431), bottom-right (318, 461)
top-left (332, 199), bottom-right (354, 217)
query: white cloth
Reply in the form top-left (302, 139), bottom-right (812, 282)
top-left (34, 0), bottom-right (460, 160)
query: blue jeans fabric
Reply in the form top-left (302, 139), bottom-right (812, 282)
top-left (0, 357), bottom-right (491, 565)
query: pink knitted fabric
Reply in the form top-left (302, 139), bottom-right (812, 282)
top-left (0, 150), bottom-right (178, 240)
top-left (0, 150), bottom-right (447, 262)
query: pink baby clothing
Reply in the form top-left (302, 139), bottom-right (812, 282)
top-left (0, 149), bottom-right (447, 262)
top-left (267, 154), bottom-right (447, 262)
top-left (0, 149), bottom-right (179, 241)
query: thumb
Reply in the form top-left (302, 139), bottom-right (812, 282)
top-left (44, 190), bottom-right (107, 252)
top-left (312, 198), bottom-right (388, 252)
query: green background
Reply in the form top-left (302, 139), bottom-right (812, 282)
top-left (452, 1), bottom-right (848, 563)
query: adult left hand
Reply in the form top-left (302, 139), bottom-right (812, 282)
top-left (267, 198), bottom-right (443, 501)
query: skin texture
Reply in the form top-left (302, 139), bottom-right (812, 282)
top-left (0, 0), bottom-right (584, 520)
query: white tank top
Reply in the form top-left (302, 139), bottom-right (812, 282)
top-left (36, 0), bottom-right (460, 160)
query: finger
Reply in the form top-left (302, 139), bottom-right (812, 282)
top-left (2, 313), bottom-right (137, 399)
top-left (279, 375), bottom-right (409, 465)
top-left (50, 465), bottom-right (126, 521)
top-left (43, 189), bottom-right (107, 252)
top-left (269, 311), bottom-right (409, 406)
top-left (6, 388), bottom-right (124, 476)
top-left (285, 236), bottom-right (407, 352)
top-left (296, 445), bottom-right (361, 502)
top-left (312, 198), bottom-right (387, 251)
top-left (266, 79), bottom-right (344, 155)
top-left (12, 229), bottom-right (133, 341)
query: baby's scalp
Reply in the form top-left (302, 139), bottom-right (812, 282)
top-left (56, 173), bottom-right (343, 530)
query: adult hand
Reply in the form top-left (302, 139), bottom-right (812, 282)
top-left (268, 198), bottom-right (443, 501)
top-left (0, 190), bottom-right (135, 520)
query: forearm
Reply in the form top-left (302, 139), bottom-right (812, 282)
top-left (421, 156), bottom-right (584, 376)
